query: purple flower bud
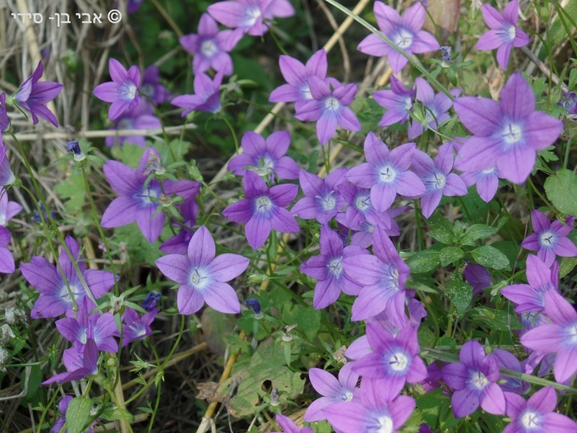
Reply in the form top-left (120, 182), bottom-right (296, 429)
top-left (440, 46), bottom-right (452, 65)
top-left (66, 140), bottom-right (86, 162)
top-left (245, 298), bottom-right (262, 317)
top-left (142, 292), bottom-right (162, 312)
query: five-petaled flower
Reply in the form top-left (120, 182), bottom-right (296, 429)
top-left (93, 58), bottom-right (141, 121)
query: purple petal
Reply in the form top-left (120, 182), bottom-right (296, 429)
top-left (156, 255), bottom-right (190, 285)
top-left (270, 184), bottom-right (298, 207)
top-left (481, 4), bottom-right (507, 28)
top-left (452, 387), bottom-right (480, 418)
top-left (270, 207), bottom-right (300, 233)
top-left (496, 43), bottom-right (513, 70)
top-left (412, 31), bottom-right (440, 53)
top-left (476, 30), bottom-right (503, 50)
top-left (541, 413), bottom-right (577, 433)
top-left (177, 284), bottom-right (204, 315)
top-left (455, 136), bottom-right (500, 172)
top-left (357, 34), bottom-right (391, 57)
top-left (203, 281), bottom-right (240, 314)
top-left (246, 214), bottom-right (272, 249)
top-left (520, 323), bottom-right (564, 352)
top-left (500, 73), bottom-right (535, 119)
top-left (480, 383), bottom-right (506, 415)
top-left (309, 368), bottom-right (341, 397)
top-left (402, 2), bottom-right (426, 33)
top-left (101, 196), bottom-right (139, 228)
top-left (223, 199), bottom-right (252, 223)
top-left (278, 55), bottom-right (306, 86)
top-left (187, 226), bottom-right (215, 265)
top-left (207, 254), bottom-right (250, 282)
top-left (316, 112), bottom-right (339, 145)
top-left (454, 97), bottom-right (502, 136)
top-left (523, 111), bottom-right (564, 151)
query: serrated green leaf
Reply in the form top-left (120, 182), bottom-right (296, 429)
top-left (544, 169), bottom-right (577, 216)
top-left (445, 278), bottom-right (472, 315)
top-left (470, 246), bottom-right (510, 270)
top-left (407, 250), bottom-right (440, 273)
top-left (439, 246), bottom-right (464, 267)
top-left (459, 224), bottom-right (499, 246)
top-left (66, 397), bottom-right (92, 433)
top-left (54, 173), bottom-right (86, 212)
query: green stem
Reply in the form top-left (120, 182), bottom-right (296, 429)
top-left (221, 115), bottom-right (239, 153)
top-left (528, 177), bottom-right (554, 211)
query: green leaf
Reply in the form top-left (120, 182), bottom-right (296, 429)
top-left (470, 246), bottom-right (510, 270)
top-left (570, 67), bottom-right (577, 91)
top-left (439, 246), bottom-right (464, 267)
top-left (544, 169), bottom-right (577, 216)
top-left (459, 224), bottom-right (499, 246)
top-left (407, 250), bottom-right (440, 273)
top-left (54, 173), bottom-right (86, 212)
top-left (427, 212), bottom-right (454, 244)
top-left (296, 305), bottom-right (321, 341)
top-left (445, 277), bottom-right (472, 315)
top-left (470, 307), bottom-right (523, 331)
top-left (110, 143), bottom-right (146, 167)
top-left (66, 397), bottom-right (92, 433)
top-left (560, 256), bottom-right (577, 278)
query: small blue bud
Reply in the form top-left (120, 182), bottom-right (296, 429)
top-left (143, 292), bottom-right (162, 312)
top-left (66, 140), bottom-right (86, 162)
top-left (245, 298), bottom-right (262, 318)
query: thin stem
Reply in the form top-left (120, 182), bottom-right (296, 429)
top-left (221, 115), bottom-right (239, 153)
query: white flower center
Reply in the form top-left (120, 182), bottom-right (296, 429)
top-left (539, 231), bottom-right (555, 247)
top-left (189, 268), bottom-right (209, 290)
top-left (377, 415), bottom-right (394, 433)
top-left (318, 192), bottom-right (336, 212)
top-left (434, 172), bottom-right (446, 189)
top-left (123, 82), bottom-right (137, 101)
top-left (60, 285), bottom-right (81, 304)
top-left (325, 97), bottom-right (340, 111)
top-left (0, 213), bottom-right (6, 226)
top-left (341, 390), bottom-right (353, 402)
top-left (469, 371), bottom-right (489, 390)
top-left (141, 83), bottom-right (155, 98)
top-left (521, 411), bottom-right (540, 428)
top-left (482, 167), bottom-right (496, 174)
top-left (567, 324), bottom-right (577, 344)
top-left (388, 352), bottom-right (409, 372)
top-left (327, 257), bottom-right (344, 278)
top-left (394, 29), bottom-right (413, 49)
top-left (301, 83), bottom-right (312, 100)
top-left (502, 123), bottom-right (522, 144)
top-left (140, 186), bottom-right (158, 204)
top-left (242, 5), bottom-right (261, 27)
top-left (256, 196), bottom-right (273, 212)
top-left (379, 165), bottom-right (396, 183)
top-left (404, 96), bottom-right (412, 111)
top-left (355, 195), bottom-right (371, 211)
top-left (201, 39), bottom-right (218, 57)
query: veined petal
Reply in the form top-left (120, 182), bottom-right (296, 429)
top-left (203, 281), bottom-right (240, 314)
top-left (454, 97), bottom-right (502, 136)
top-left (156, 254), bottom-right (190, 285)
top-left (177, 284), bottom-right (204, 315)
top-left (208, 253), bottom-right (250, 282)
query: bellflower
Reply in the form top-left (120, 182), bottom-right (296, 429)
top-left (120, 307), bottom-right (158, 346)
top-left (228, 131), bottom-right (299, 180)
top-left (441, 340), bottom-right (506, 418)
top-left (0, 188), bottom-right (21, 226)
top-left (476, 0), bottom-right (530, 70)
top-left (299, 225), bottom-right (367, 309)
top-left (304, 363), bottom-right (360, 422)
top-left (521, 210), bottom-right (577, 267)
top-left (460, 166), bottom-right (502, 203)
top-left (357, 1), bottom-right (439, 73)
top-left (521, 290), bottom-right (577, 383)
top-left (269, 50), bottom-right (328, 111)
top-left (492, 349), bottom-right (530, 395)
top-left (464, 263), bottom-right (493, 296)
top-left (0, 226), bottom-right (14, 274)
top-left (105, 103), bottom-right (161, 147)
top-left (172, 70), bottom-right (224, 115)
top-left (93, 58), bottom-right (140, 121)
top-left (0, 145), bottom-right (15, 187)
top-left (408, 78), bottom-right (457, 139)
top-left (208, 0), bottom-right (271, 37)
top-left (22, 236), bottom-right (116, 318)
top-left (156, 226), bottom-right (249, 315)
top-left (142, 292), bottom-right (162, 312)
top-left (411, 143), bottom-right (467, 218)
top-left (343, 227), bottom-right (410, 325)
top-left (559, 92), bottom-right (577, 118)
top-left (336, 183), bottom-right (392, 229)
top-left (501, 255), bottom-right (559, 313)
top-left (180, 13), bottom-right (242, 76)
top-left (12, 61), bottom-right (63, 127)
top-left (141, 65), bottom-right (171, 105)
top-left (294, 76), bottom-right (361, 145)
top-left (346, 132), bottom-right (425, 212)
top-left (291, 168), bottom-right (347, 224)
top-left (454, 73), bottom-right (563, 183)
top-left (101, 148), bottom-right (201, 243)
top-left (160, 199), bottom-right (199, 254)
top-left (348, 206), bottom-right (410, 248)
top-left (352, 324), bottom-right (427, 397)
top-left (42, 338), bottom-right (99, 385)
top-left (272, 414), bottom-right (313, 433)
top-left (222, 171), bottom-right (299, 249)
top-left (323, 377), bottom-right (416, 433)
top-left (372, 76), bottom-right (414, 127)
top-left (503, 386), bottom-right (577, 433)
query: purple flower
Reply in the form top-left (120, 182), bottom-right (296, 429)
top-left (460, 165), bottom-right (502, 203)
top-left (22, 236), bottom-right (116, 318)
top-left (492, 348), bottom-right (530, 395)
top-left (352, 324), bottom-right (427, 397)
top-left (156, 226), bottom-right (249, 315)
top-left (13, 62), bottom-right (63, 127)
top-left (346, 132), bottom-right (425, 212)
top-left (105, 103), bottom-right (161, 147)
top-left (521, 210), bottom-right (577, 267)
top-left (304, 363), bottom-right (360, 422)
top-left (501, 255), bottom-right (559, 313)
top-left (464, 263), bottom-right (493, 296)
top-left (411, 143), bottom-right (467, 218)
top-left (142, 292), bottom-right (162, 312)
top-left (295, 76), bottom-right (361, 145)
top-left (180, 13), bottom-right (242, 76)
top-left (503, 386), bottom-right (577, 433)
top-left (0, 145), bottom-right (15, 187)
top-left (42, 338), bottom-right (99, 385)
top-left (160, 199), bottom-right (199, 255)
top-left (269, 50), bottom-right (328, 111)
top-left (0, 188), bottom-right (22, 226)
top-left (357, 1), bottom-right (439, 73)
top-left (559, 92), bottom-right (577, 117)
top-left (291, 168), bottom-right (347, 224)
top-left (408, 78), bottom-right (457, 140)
top-left (141, 65), bottom-right (171, 105)
top-left (120, 307), bottom-right (157, 346)
top-left (222, 171), bottom-right (299, 249)
top-left (323, 377), bottom-right (416, 433)
top-left (476, 0), bottom-right (530, 70)
top-left (372, 76), bottom-right (414, 127)
top-left (299, 225), bottom-right (368, 309)
top-left (336, 183), bottom-right (392, 229)
top-left (264, 0), bottom-right (295, 20)
top-left (454, 72), bottom-right (563, 184)
top-left (172, 70), bottom-right (224, 115)
top-left (228, 131), bottom-right (299, 180)
top-left (272, 414), bottom-right (313, 433)
top-left (0, 93), bottom-right (10, 132)
top-left (0, 226), bottom-right (14, 274)
top-left (56, 300), bottom-right (118, 352)
top-left (93, 58), bottom-right (140, 121)
top-left (343, 227), bottom-right (410, 325)
top-left (101, 148), bottom-right (201, 243)
top-left (441, 340), bottom-right (506, 418)
top-left (521, 290), bottom-right (577, 383)
top-left (208, 0), bottom-right (270, 37)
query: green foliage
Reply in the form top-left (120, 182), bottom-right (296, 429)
top-left (54, 173), bottom-right (86, 212)
top-left (66, 397), bottom-right (93, 433)
top-left (470, 246), bottom-right (510, 270)
top-left (545, 168), bottom-right (577, 216)
top-left (407, 250), bottom-right (441, 274)
top-left (445, 275), bottom-right (472, 315)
